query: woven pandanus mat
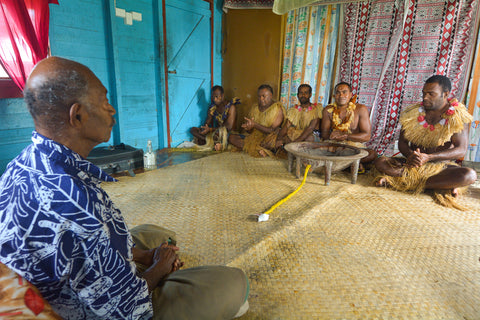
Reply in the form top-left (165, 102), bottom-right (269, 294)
top-left (103, 152), bottom-right (480, 319)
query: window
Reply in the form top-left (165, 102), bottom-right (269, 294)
top-left (0, 0), bottom-right (58, 99)
top-left (0, 64), bottom-right (23, 99)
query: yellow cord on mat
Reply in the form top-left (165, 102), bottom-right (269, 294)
top-left (263, 164), bottom-right (311, 215)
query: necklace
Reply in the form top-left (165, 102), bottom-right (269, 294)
top-left (328, 101), bottom-right (356, 133)
top-left (416, 98), bottom-right (458, 131)
top-left (295, 104), bottom-right (313, 112)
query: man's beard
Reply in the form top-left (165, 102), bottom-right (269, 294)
top-left (299, 98), bottom-right (309, 104)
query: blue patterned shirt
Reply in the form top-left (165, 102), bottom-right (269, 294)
top-left (0, 132), bottom-right (152, 319)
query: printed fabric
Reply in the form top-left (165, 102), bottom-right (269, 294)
top-left (208, 98), bottom-right (240, 127)
top-left (0, 131), bottom-right (152, 319)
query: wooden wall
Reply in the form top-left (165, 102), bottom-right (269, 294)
top-left (222, 9), bottom-right (283, 130)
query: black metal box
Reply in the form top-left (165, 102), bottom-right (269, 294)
top-left (87, 143), bottom-right (144, 176)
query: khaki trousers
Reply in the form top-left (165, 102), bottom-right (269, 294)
top-left (131, 224), bottom-right (249, 320)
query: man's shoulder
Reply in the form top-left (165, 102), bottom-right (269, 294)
top-left (229, 97), bottom-right (241, 105)
top-left (0, 158), bottom-right (106, 224)
top-left (264, 102), bottom-right (285, 113)
top-left (272, 101), bottom-right (284, 109)
top-left (355, 103), bottom-right (369, 111)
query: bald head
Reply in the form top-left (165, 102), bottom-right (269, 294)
top-left (24, 57), bottom-right (94, 133)
top-left (24, 57), bottom-right (116, 157)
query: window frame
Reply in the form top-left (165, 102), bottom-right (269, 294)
top-left (0, 78), bottom-right (23, 99)
top-left (0, 64), bottom-right (22, 98)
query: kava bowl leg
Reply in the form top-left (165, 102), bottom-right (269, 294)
top-left (324, 160), bottom-right (333, 186)
top-left (288, 152), bottom-right (293, 173)
top-left (350, 159), bottom-right (360, 184)
top-left (295, 156), bottom-right (301, 178)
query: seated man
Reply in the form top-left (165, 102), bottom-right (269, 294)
top-left (261, 84), bottom-right (322, 155)
top-left (375, 75), bottom-right (477, 208)
top-left (0, 57), bottom-right (249, 319)
top-left (190, 85), bottom-right (239, 151)
top-left (321, 82), bottom-right (377, 166)
top-left (229, 84), bottom-right (285, 157)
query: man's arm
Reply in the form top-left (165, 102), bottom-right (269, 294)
top-left (243, 107), bottom-right (284, 134)
top-left (406, 123), bottom-right (470, 167)
top-left (275, 120), bottom-right (291, 145)
top-left (200, 110), bottom-right (215, 134)
top-left (345, 105), bottom-right (371, 142)
top-left (68, 234), bottom-right (157, 318)
top-left (141, 243), bottom-right (179, 292)
top-left (293, 118), bottom-right (320, 142)
top-left (132, 247), bottom-right (153, 266)
top-left (132, 244), bottom-right (182, 291)
top-left (321, 107), bottom-right (332, 140)
top-left (223, 104), bottom-right (237, 131)
top-left (398, 130), bottom-right (414, 158)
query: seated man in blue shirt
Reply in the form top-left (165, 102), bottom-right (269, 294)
top-left (0, 57), bottom-right (249, 319)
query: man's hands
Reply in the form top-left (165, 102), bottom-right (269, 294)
top-left (200, 124), bottom-right (211, 135)
top-left (274, 136), bottom-right (291, 148)
top-left (241, 117), bottom-right (255, 131)
top-left (406, 148), bottom-right (430, 168)
top-left (329, 130), bottom-right (348, 141)
top-left (152, 243), bottom-right (184, 273)
top-left (140, 243), bottom-right (184, 292)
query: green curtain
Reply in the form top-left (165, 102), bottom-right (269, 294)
top-left (279, 4), bottom-right (341, 110)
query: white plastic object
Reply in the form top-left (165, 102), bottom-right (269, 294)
top-left (144, 140), bottom-right (156, 170)
top-left (257, 214), bottom-right (269, 222)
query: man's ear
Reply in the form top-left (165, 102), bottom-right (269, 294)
top-left (69, 103), bottom-right (86, 128)
top-left (444, 91), bottom-right (450, 100)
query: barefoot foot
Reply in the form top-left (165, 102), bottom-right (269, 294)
top-left (375, 177), bottom-right (389, 187)
top-left (258, 150), bottom-right (267, 157)
top-left (451, 188), bottom-right (459, 198)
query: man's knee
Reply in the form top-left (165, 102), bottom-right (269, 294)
top-left (374, 156), bottom-right (388, 173)
top-left (461, 166), bottom-right (477, 185)
top-left (153, 266), bottom-right (248, 320)
top-left (361, 149), bottom-right (377, 164)
top-left (131, 224), bottom-right (177, 249)
top-left (229, 134), bottom-right (243, 147)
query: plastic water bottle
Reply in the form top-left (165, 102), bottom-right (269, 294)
top-left (144, 140), bottom-right (156, 170)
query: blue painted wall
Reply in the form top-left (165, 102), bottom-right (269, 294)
top-left (0, 0), bottom-right (224, 174)
top-left (0, 98), bottom-right (34, 172)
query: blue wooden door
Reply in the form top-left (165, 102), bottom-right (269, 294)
top-left (164, 0), bottom-right (212, 146)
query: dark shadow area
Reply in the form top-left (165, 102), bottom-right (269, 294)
top-left (156, 148), bottom-right (215, 169)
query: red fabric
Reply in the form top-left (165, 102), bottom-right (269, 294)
top-left (0, 0), bottom-right (58, 90)
top-left (340, 0), bottom-right (479, 156)
top-left (24, 287), bottom-right (45, 316)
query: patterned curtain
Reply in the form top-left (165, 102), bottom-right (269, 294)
top-left (340, 0), bottom-right (480, 155)
top-left (273, 0), bottom-right (364, 15)
top-left (223, 0), bottom-right (274, 11)
top-left (280, 4), bottom-right (341, 109)
top-left (466, 30), bottom-right (480, 162)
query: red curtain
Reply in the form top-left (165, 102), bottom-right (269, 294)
top-left (0, 0), bottom-right (58, 90)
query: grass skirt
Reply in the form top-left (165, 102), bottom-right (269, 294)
top-left (195, 127), bottom-right (228, 151)
top-left (243, 130), bottom-right (276, 157)
top-left (375, 159), bottom-right (468, 210)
